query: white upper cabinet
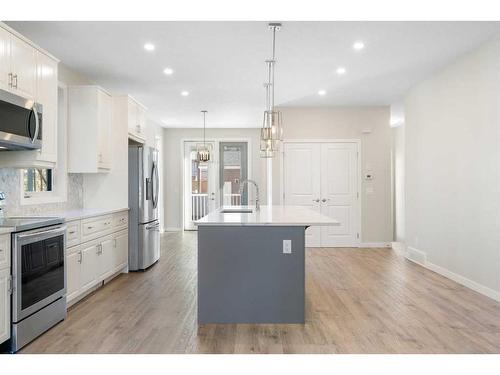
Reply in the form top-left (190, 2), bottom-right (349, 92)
top-left (68, 86), bottom-right (112, 173)
top-left (0, 27), bottom-right (11, 91)
top-left (0, 23), bottom-right (59, 169)
top-left (35, 51), bottom-right (58, 163)
top-left (10, 35), bottom-right (37, 99)
top-left (126, 96), bottom-right (147, 143)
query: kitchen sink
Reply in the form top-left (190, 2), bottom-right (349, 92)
top-left (220, 208), bottom-right (253, 214)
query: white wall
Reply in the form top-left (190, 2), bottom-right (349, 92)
top-left (162, 127), bottom-right (265, 230)
top-left (405, 35), bottom-right (500, 299)
top-left (392, 124), bottom-right (405, 242)
top-left (272, 106), bottom-right (392, 244)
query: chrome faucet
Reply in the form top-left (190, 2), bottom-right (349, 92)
top-left (239, 179), bottom-right (260, 212)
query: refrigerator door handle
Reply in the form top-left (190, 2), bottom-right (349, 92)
top-left (145, 178), bottom-right (152, 200)
top-left (152, 161), bottom-right (159, 209)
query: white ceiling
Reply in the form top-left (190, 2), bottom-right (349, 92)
top-left (6, 21), bottom-right (500, 128)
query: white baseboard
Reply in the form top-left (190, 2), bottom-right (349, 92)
top-left (359, 242), bottom-right (391, 248)
top-left (164, 227), bottom-right (182, 232)
top-left (406, 246), bottom-right (500, 303)
top-left (407, 246), bottom-right (427, 265)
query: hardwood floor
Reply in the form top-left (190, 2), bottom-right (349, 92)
top-left (21, 231), bottom-right (500, 354)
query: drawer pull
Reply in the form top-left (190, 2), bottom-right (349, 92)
top-left (69, 231), bottom-right (76, 234)
top-left (87, 226), bottom-right (93, 229)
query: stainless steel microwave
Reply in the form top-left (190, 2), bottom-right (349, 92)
top-left (0, 88), bottom-right (42, 151)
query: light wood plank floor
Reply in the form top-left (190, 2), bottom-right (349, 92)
top-left (22, 231), bottom-right (500, 354)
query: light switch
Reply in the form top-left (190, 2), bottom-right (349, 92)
top-left (283, 240), bottom-right (292, 254)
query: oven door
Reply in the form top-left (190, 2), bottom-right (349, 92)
top-left (0, 88), bottom-right (42, 150)
top-left (12, 225), bottom-right (66, 322)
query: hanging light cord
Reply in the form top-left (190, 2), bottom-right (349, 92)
top-left (202, 110), bottom-right (207, 147)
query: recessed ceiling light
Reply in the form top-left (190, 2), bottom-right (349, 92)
top-left (181, 91), bottom-right (189, 96)
top-left (144, 43), bottom-right (155, 51)
top-left (353, 41), bottom-right (365, 51)
top-left (336, 67), bottom-right (346, 75)
top-left (163, 67), bottom-right (174, 75)
top-left (318, 90), bottom-right (326, 96)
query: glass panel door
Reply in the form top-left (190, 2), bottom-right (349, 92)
top-left (219, 142), bottom-right (248, 207)
top-left (184, 141), bottom-right (217, 230)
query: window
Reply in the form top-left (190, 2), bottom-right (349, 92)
top-left (22, 168), bottom-right (54, 196)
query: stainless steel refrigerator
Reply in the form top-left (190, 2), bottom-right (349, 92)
top-left (128, 145), bottom-right (160, 271)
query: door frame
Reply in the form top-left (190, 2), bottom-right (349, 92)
top-left (280, 139), bottom-right (362, 246)
top-left (180, 137), bottom-right (253, 231)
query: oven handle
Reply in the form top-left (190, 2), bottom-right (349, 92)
top-left (16, 225), bottom-right (67, 240)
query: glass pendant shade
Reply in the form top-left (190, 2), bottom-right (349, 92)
top-left (260, 110), bottom-right (283, 157)
top-left (197, 110), bottom-right (211, 163)
top-left (196, 143), bottom-right (212, 163)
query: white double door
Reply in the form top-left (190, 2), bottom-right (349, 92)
top-left (284, 142), bottom-right (359, 247)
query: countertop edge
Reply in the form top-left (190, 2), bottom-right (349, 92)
top-left (63, 207), bottom-right (130, 222)
top-left (195, 222), bottom-right (334, 227)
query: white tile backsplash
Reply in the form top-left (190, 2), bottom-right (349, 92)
top-left (0, 168), bottom-right (83, 216)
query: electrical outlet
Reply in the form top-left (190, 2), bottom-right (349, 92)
top-left (283, 240), bottom-right (292, 254)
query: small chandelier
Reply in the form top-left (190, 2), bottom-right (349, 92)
top-left (196, 110), bottom-right (212, 163)
top-left (260, 22), bottom-right (283, 158)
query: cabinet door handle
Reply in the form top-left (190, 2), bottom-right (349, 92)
top-left (12, 74), bottom-right (18, 89)
top-left (8, 73), bottom-right (12, 88)
top-left (78, 251), bottom-right (82, 263)
top-left (69, 231), bottom-right (76, 235)
top-left (312, 198), bottom-right (320, 202)
top-left (113, 239), bottom-right (117, 248)
top-left (87, 226), bottom-right (93, 229)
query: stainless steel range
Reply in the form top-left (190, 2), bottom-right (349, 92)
top-left (0, 216), bottom-right (67, 352)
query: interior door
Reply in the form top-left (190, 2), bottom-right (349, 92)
top-left (283, 143), bottom-right (321, 247)
top-left (320, 143), bottom-right (359, 247)
top-left (184, 141), bottom-right (217, 230)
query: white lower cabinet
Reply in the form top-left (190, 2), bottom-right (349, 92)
top-left (0, 233), bottom-right (11, 345)
top-left (66, 248), bottom-right (82, 302)
top-left (98, 238), bottom-right (114, 280)
top-left (0, 268), bottom-right (10, 344)
top-left (65, 211), bottom-right (129, 306)
top-left (114, 231), bottom-right (129, 268)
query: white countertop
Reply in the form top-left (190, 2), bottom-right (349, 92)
top-left (58, 207), bottom-right (129, 222)
top-left (195, 205), bottom-right (340, 226)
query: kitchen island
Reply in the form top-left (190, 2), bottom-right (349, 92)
top-left (195, 205), bottom-right (338, 324)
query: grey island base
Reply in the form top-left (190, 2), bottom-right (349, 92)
top-left (196, 206), bottom-right (339, 324)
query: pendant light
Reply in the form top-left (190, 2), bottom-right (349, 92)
top-left (196, 110), bottom-right (212, 162)
top-left (260, 22), bottom-right (283, 158)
